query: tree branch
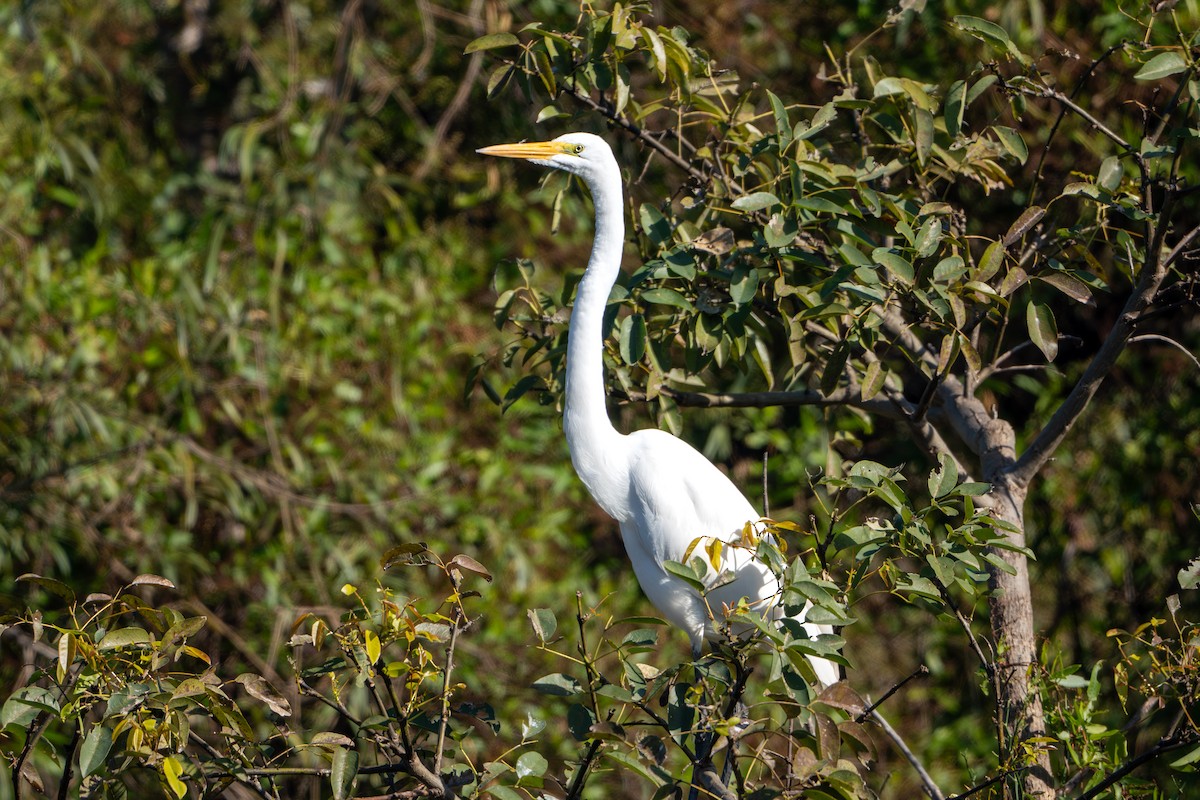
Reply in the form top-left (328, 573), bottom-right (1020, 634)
top-left (1074, 732), bottom-right (1193, 800)
top-left (869, 708), bottom-right (945, 800)
top-left (1164, 221), bottom-right (1200, 270)
top-left (877, 310), bottom-right (1016, 476)
top-left (1010, 247), bottom-right (1169, 487)
top-left (621, 385), bottom-right (909, 419)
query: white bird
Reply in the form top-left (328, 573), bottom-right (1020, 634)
top-left (479, 132), bottom-right (839, 686)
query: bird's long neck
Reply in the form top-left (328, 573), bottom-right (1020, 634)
top-left (563, 166), bottom-right (627, 515)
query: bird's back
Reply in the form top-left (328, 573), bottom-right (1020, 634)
top-left (619, 428), bottom-right (783, 644)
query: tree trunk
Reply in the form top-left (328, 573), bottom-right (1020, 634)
top-left (986, 474), bottom-right (1054, 798)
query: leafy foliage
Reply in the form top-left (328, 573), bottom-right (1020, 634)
top-left (1, 0), bottom-right (1197, 798)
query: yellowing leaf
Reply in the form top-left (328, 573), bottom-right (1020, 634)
top-left (364, 630), bottom-right (381, 665)
top-left (163, 755), bottom-right (187, 799)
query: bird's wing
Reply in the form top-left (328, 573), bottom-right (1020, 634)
top-left (624, 428), bottom-right (760, 571)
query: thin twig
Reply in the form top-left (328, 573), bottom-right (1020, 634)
top-left (432, 594), bottom-right (463, 775)
top-left (1128, 333), bottom-right (1200, 370)
top-left (946, 766), bottom-right (1030, 800)
top-left (414, 0), bottom-right (484, 182)
top-left (620, 385), bottom-right (908, 419)
top-left (1013, 85), bottom-right (1132, 153)
top-left (1164, 222), bottom-right (1200, 270)
top-left (1074, 732), bottom-right (1194, 800)
top-left (855, 665), bottom-right (930, 723)
top-left (868, 707), bottom-right (945, 800)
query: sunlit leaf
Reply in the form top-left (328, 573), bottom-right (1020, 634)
top-left (731, 192), bottom-right (780, 212)
top-left (527, 608), bottom-right (558, 642)
top-left (465, 32), bottom-right (520, 54)
top-left (1026, 302), bottom-right (1059, 361)
top-left (331, 747), bottom-right (359, 800)
top-left (163, 756), bottom-right (187, 799)
top-left (1135, 51), bottom-right (1187, 81)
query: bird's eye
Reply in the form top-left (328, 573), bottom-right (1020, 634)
top-left (573, 144), bottom-right (585, 154)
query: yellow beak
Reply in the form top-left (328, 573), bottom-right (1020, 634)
top-left (476, 141), bottom-right (566, 160)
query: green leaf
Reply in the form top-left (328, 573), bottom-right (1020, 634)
top-left (536, 104), bottom-right (566, 123)
top-left (531, 673), bottom-right (583, 696)
top-left (967, 74), bottom-right (998, 105)
top-left (639, 203), bottom-right (672, 245)
top-left (98, 627), bottom-right (152, 651)
top-left (527, 608), bottom-right (557, 642)
top-left (486, 64), bottom-right (515, 99)
top-left (993, 126), bottom-right (1028, 163)
top-left (1038, 272), bottom-right (1094, 305)
top-left (515, 751), bottom-right (548, 781)
top-left (1, 686), bottom-right (60, 728)
top-left (16, 573), bottom-right (75, 601)
top-left (605, 748), bottom-right (668, 785)
top-left (798, 103), bottom-right (837, 140)
top-left (954, 16), bottom-right (1010, 42)
top-left (1170, 744), bottom-right (1200, 769)
top-left (1026, 302), bottom-right (1059, 361)
top-left (1135, 51), bottom-right (1188, 81)
top-left (567, 703), bottom-right (596, 741)
top-left (873, 248), bottom-right (915, 284)
top-left (999, 265), bottom-right (1029, 297)
top-left (928, 453), bottom-right (959, 499)
top-left (944, 80), bottom-right (966, 137)
top-left (954, 16), bottom-right (1027, 63)
top-left (915, 107), bottom-right (934, 166)
top-left (1179, 557), bottom-right (1200, 590)
top-left (975, 240), bottom-right (1006, 282)
top-left (331, 746), bottom-right (359, 800)
top-left (764, 212), bottom-right (795, 248)
top-left (915, 217), bottom-right (942, 258)
top-left (465, 32), bottom-right (520, 54)
top-left (622, 628), bottom-right (659, 647)
top-left (861, 361), bottom-right (885, 400)
top-left (640, 287), bottom-right (694, 310)
top-left (619, 314), bottom-right (647, 365)
top-left (820, 343), bottom-right (850, 396)
top-left (663, 559), bottom-right (706, 591)
top-left (80, 725), bottom-right (113, 777)
top-left (768, 89), bottom-right (792, 146)
top-left (729, 267), bottom-right (759, 305)
top-left (731, 192), bottom-right (780, 212)
top-left (1097, 156), bottom-right (1123, 191)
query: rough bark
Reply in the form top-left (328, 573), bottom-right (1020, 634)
top-left (881, 312), bottom-right (1056, 798)
top-left (984, 476), bottom-right (1054, 798)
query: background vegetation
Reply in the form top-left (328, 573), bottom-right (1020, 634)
top-left (1, 1), bottom-right (1197, 798)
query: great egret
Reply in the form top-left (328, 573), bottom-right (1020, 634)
top-left (479, 133), bottom-right (838, 686)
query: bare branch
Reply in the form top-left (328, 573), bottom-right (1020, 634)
top-left (413, 0), bottom-right (484, 182)
top-left (947, 766), bottom-right (1030, 800)
top-left (1013, 85), bottom-right (1132, 154)
top-left (1074, 732), bottom-right (1194, 800)
top-left (1010, 250), bottom-right (1170, 487)
top-left (855, 665), bottom-right (930, 723)
top-left (621, 385), bottom-right (909, 419)
top-left (868, 708), bottom-right (945, 800)
top-left (1128, 333), bottom-right (1200, 370)
top-left (1164, 221), bottom-right (1200, 270)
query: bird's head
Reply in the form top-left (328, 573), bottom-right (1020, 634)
top-left (477, 132), bottom-right (616, 182)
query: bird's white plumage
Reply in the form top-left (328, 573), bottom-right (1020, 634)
top-left (479, 132), bottom-right (838, 686)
